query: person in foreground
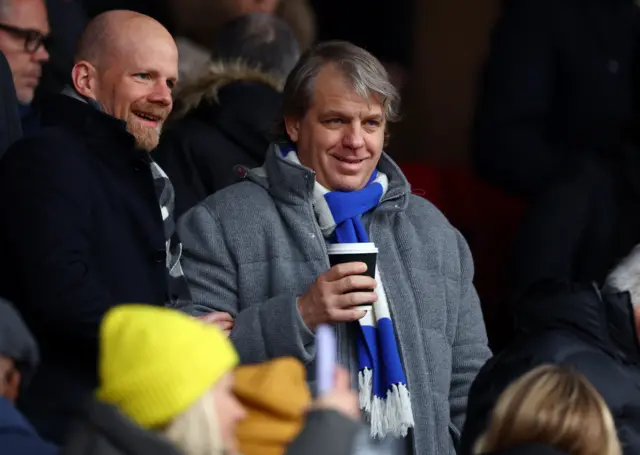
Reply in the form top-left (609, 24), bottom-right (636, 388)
top-left (76, 304), bottom-right (393, 455)
top-left (0, 10), bottom-right (182, 443)
top-left (474, 365), bottom-right (621, 455)
top-left (460, 244), bottom-right (640, 455)
top-left (177, 40), bottom-right (491, 454)
top-left (0, 297), bottom-right (57, 455)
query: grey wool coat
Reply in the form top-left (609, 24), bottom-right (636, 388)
top-left (176, 145), bottom-right (491, 455)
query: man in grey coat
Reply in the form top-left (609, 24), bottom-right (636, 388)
top-left (176, 40), bottom-right (491, 455)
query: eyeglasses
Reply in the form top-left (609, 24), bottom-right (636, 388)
top-left (0, 23), bottom-right (50, 53)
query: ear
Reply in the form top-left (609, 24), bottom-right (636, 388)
top-left (254, 0), bottom-right (279, 13)
top-left (3, 369), bottom-right (20, 403)
top-left (284, 116), bottom-right (300, 143)
top-left (72, 61), bottom-right (99, 99)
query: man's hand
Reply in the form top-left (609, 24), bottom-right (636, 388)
top-left (311, 366), bottom-right (360, 421)
top-left (298, 262), bottom-right (377, 331)
top-left (198, 311), bottom-right (234, 336)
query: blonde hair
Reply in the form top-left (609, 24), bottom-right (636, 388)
top-left (162, 388), bottom-right (226, 455)
top-left (474, 365), bottom-right (621, 455)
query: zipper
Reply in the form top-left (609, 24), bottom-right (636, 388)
top-left (309, 201), bottom-right (331, 269)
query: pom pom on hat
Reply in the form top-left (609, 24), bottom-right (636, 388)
top-left (97, 305), bottom-right (238, 429)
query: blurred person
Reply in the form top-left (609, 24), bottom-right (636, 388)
top-left (460, 244), bottom-right (640, 455)
top-left (0, 297), bottom-right (58, 455)
top-left (168, 0), bottom-right (314, 83)
top-left (0, 0), bottom-right (50, 104)
top-left (0, 51), bottom-right (21, 156)
top-left (155, 12), bottom-right (300, 216)
top-left (0, 0), bottom-right (50, 130)
top-left (177, 40), bottom-right (491, 455)
top-left (81, 304), bottom-right (394, 455)
top-left (32, 0), bottom-right (88, 106)
top-left (474, 365), bottom-right (621, 455)
top-left (0, 10), bottom-right (184, 444)
top-left (472, 0), bottom-right (640, 199)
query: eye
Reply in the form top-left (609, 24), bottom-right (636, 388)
top-left (325, 118), bottom-right (344, 125)
top-left (134, 73), bottom-right (151, 80)
top-left (365, 119), bottom-right (382, 127)
top-left (167, 80), bottom-right (176, 90)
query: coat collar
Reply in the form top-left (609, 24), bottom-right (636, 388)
top-left (41, 94), bottom-right (150, 168)
top-left (242, 143), bottom-right (411, 212)
top-left (516, 280), bottom-right (640, 364)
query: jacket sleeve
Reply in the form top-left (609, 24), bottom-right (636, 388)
top-left (448, 230), bottom-right (492, 444)
top-left (177, 202), bottom-right (316, 365)
top-left (473, 0), bottom-right (563, 198)
top-left (0, 138), bottom-right (114, 341)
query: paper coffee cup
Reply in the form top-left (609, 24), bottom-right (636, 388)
top-left (328, 243), bottom-right (378, 307)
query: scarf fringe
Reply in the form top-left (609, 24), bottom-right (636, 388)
top-left (358, 368), bottom-right (415, 439)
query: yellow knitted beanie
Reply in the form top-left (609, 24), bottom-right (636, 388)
top-left (97, 305), bottom-right (238, 429)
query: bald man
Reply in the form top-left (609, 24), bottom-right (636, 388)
top-left (0, 11), bottom-right (183, 443)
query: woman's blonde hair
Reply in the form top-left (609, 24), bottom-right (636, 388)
top-left (474, 364), bottom-right (621, 455)
top-left (162, 388), bottom-right (226, 455)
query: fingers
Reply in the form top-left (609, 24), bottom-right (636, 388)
top-left (334, 366), bottom-right (351, 391)
top-left (333, 274), bottom-right (377, 294)
top-left (215, 321), bottom-right (234, 331)
top-left (322, 262), bottom-right (368, 282)
top-left (327, 308), bottom-right (367, 323)
top-left (336, 291), bottom-right (377, 309)
top-left (198, 312), bottom-right (234, 323)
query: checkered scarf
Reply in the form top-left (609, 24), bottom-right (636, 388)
top-left (149, 161), bottom-right (191, 305)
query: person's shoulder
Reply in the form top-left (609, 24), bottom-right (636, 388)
top-left (405, 194), bottom-right (451, 226)
top-left (186, 180), bottom-right (275, 221)
top-left (2, 126), bottom-right (85, 166)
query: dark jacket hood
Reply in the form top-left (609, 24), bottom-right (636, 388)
top-left (61, 400), bottom-right (181, 455)
top-left (168, 61), bottom-right (282, 164)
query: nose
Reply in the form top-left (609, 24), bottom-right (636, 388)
top-left (33, 44), bottom-right (49, 63)
top-left (343, 123), bottom-right (365, 149)
top-left (148, 81), bottom-right (172, 107)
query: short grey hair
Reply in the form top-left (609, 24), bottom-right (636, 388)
top-left (275, 40), bottom-right (400, 142)
top-left (606, 244), bottom-right (640, 308)
top-left (213, 12), bottom-right (300, 84)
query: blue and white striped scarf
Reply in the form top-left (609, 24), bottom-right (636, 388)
top-left (279, 144), bottom-right (414, 438)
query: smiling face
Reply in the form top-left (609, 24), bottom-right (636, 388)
top-left (72, 16), bottom-right (178, 151)
top-left (285, 63), bottom-right (386, 191)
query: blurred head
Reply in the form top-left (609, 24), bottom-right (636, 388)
top-left (0, 297), bottom-right (39, 404)
top-left (0, 0), bottom-right (50, 104)
top-left (474, 365), bottom-right (621, 455)
top-left (281, 41), bottom-right (400, 191)
top-left (605, 244), bottom-right (640, 338)
top-left (72, 11), bottom-right (178, 151)
top-left (214, 12), bottom-right (300, 84)
top-left (0, 356), bottom-right (19, 402)
top-left (169, 0), bottom-right (279, 49)
top-left (98, 305), bottom-right (242, 455)
top-left (164, 372), bottom-right (246, 455)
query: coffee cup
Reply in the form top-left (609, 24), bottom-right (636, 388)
top-left (328, 242), bottom-right (378, 306)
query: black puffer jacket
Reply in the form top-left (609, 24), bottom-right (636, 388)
top-left (154, 62), bottom-right (282, 217)
top-left (460, 280), bottom-right (640, 455)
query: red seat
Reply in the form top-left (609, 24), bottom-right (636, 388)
top-left (399, 162), bottom-right (525, 350)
